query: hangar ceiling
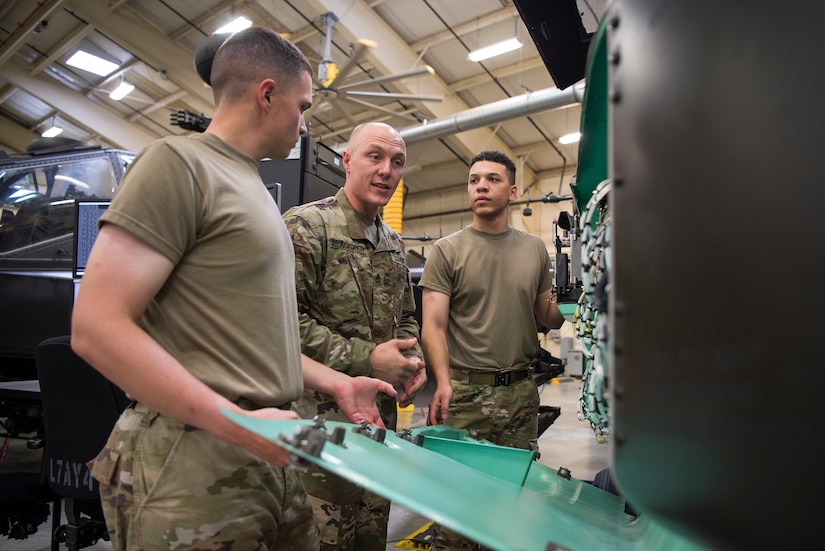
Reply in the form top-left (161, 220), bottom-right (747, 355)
top-left (0, 0), bottom-right (605, 199)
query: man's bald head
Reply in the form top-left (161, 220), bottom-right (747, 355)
top-left (348, 122), bottom-right (405, 155)
top-left (341, 122), bottom-right (407, 218)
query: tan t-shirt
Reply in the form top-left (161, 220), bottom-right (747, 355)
top-left (101, 133), bottom-right (303, 406)
top-left (418, 226), bottom-right (554, 372)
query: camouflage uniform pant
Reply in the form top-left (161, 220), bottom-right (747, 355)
top-left (88, 404), bottom-right (319, 551)
top-left (431, 375), bottom-right (539, 551)
top-left (293, 391), bottom-right (396, 551)
top-left (301, 466), bottom-right (389, 551)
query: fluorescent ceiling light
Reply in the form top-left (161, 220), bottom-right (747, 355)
top-left (41, 125), bottom-right (63, 138)
top-left (559, 132), bottom-right (581, 145)
top-left (109, 81), bottom-right (135, 101)
top-left (216, 16), bottom-right (252, 34)
top-left (66, 50), bottom-right (119, 77)
top-left (467, 37), bottom-right (523, 62)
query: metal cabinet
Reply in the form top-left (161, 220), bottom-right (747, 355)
top-left (258, 136), bottom-right (344, 213)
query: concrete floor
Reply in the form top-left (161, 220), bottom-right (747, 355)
top-left (1, 375), bottom-right (609, 550)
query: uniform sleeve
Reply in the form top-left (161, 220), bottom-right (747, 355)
top-left (417, 240), bottom-right (453, 296)
top-left (101, 141), bottom-right (198, 264)
top-left (537, 239), bottom-right (555, 294)
top-left (283, 209), bottom-right (376, 376)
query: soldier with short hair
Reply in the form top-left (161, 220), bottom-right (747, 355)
top-left (419, 150), bottom-right (565, 550)
top-left (71, 28), bottom-right (394, 551)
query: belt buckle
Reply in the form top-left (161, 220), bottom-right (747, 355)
top-left (494, 372), bottom-right (509, 386)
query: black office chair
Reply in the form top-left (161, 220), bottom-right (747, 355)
top-left (34, 335), bottom-right (130, 550)
top-left (0, 471), bottom-right (50, 540)
top-left (0, 382), bottom-right (49, 542)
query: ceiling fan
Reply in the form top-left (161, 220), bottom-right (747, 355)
top-left (304, 13), bottom-right (442, 125)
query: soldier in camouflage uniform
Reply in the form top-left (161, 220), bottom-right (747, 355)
top-left (418, 150), bottom-right (565, 550)
top-left (283, 122), bottom-right (427, 551)
top-left (72, 28), bottom-right (394, 551)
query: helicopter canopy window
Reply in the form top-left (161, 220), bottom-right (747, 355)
top-left (0, 156), bottom-right (118, 255)
top-left (115, 151), bottom-right (136, 176)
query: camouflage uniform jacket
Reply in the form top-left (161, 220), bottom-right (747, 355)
top-left (283, 189), bottom-right (421, 381)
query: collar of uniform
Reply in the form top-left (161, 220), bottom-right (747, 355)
top-left (337, 189), bottom-right (386, 244)
top-left (195, 132), bottom-right (259, 171)
top-left (466, 225), bottom-right (513, 240)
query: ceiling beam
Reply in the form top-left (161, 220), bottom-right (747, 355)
top-left (301, 0), bottom-right (537, 182)
top-left (287, 21), bottom-right (323, 46)
top-left (317, 107), bottom-right (419, 142)
top-left (4, 56), bottom-right (156, 151)
top-left (450, 56), bottom-right (547, 93)
top-left (168, 0), bottom-right (240, 41)
top-left (243, 2), bottom-right (297, 41)
top-left (0, 83), bottom-right (16, 104)
top-left (512, 140), bottom-right (565, 157)
top-left (0, 0), bottom-right (69, 66)
top-left (28, 22), bottom-right (94, 76)
top-left (126, 89), bottom-right (187, 122)
top-left (0, 114), bottom-right (39, 153)
top-left (69, 0), bottom-right (215, 114)
top-left (107, 0), bottom-right (130, 13)
top-left (0, 1), bottom-right (19, 22)
top-left (409, 6), bottom-right (519, 54)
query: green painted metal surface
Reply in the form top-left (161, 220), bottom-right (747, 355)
top-left (416, 425), bottom-right (534, 486)
top-left (556, 302), bottom-right (577, 322)
top-left (222, 412), bottom-right (705, 551)
top-left (572, 17), bottom-right (609, 220)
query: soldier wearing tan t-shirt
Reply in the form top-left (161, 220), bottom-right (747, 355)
top-left (71, 28), bottom-right (394, 551)
top-left (418, 150), bottom-right (564, 551)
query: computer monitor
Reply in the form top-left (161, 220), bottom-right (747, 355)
top-left (72, 200), bottom-right (110, 280)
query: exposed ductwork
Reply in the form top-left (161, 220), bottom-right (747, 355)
top-left (398, 83), bottom-right (586, 145)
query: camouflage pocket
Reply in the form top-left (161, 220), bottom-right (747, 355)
top-left (320, 256), bottom-right (370, 327)
top-left (133, 416), bottom-right (186, 503)
top-left (303, 467), bottom-right (359, 550)
top-left (88, 447), bottom-right (121, 487)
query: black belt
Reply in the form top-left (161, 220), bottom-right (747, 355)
top-left (236, 397), bottom-right (292, 411)
top-left (130, 398), bottom-right (291, 412)
top-left (450, 368), bottom-right (531, 387)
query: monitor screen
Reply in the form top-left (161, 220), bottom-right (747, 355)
top-left (72, 200), bottom-right (110, 279)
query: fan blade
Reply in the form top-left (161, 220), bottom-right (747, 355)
top-left (316, 109), bottom-right (418, 141)
top-left (337, 66), bottom-right (434, 91)
top-left (330, 98), bottom-right (359, 126)
top-left (343, 90), bottom-right (442, 102)
top-left (303, 96), bottom-right (330, 121)
top-left (340, 96), bottom-right (418, 119)
top-left (325, 39), bottom-right (376, 90)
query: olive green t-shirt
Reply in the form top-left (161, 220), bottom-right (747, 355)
top-left (100, 133), bottom-right (303, 406)
top-left (418, 226), bottom-right (554, 372)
